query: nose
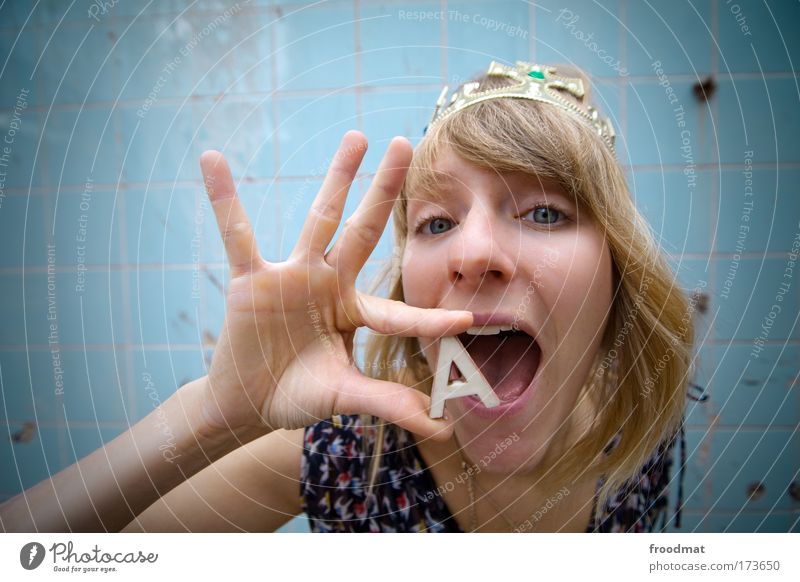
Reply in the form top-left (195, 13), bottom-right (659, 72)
top-left (447, 208), bottom-right (516, 286)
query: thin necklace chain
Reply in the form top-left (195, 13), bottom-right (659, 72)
top-left (457, 445), bottom-right (523, 532)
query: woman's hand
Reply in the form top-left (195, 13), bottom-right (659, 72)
top-left (198, 131), bottom-right (472, 441)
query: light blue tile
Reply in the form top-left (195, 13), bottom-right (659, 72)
top-left (0, 270), bottom-right (127, 345)
top-left (274, 93), bottom-right (358, 177)
top-left (0, 1), bottom-right (42, 27)
top-left (360, 3), bottom-right (442, 86)
top-left (591, 78), bottom-right (623, 148)
top-left (0, 426), bottom-right (63, 494)
top-left (277, 513), bottom-right (311, 532)
top-left (0, 351), bottom-right (45, 422)
top-left (61, 349), bottom-right (130, 424)
top-left (115, 13), bottom-right (204, 102)
top-left (708, 429), bottom-right (798, 512)
top-left (360, 88), bottom-right (442, 167)
top-left (669, 256), bottom-right (712, 294)
top-left (686, 345), bottom-right (713, 426)
top-left (447, 1), bottom-right (530, 83)
top-left (668, 257), bottom-right (712, 343)
top-left (64, 270), bottom-right (127, 345)
top-left (37, 21), bottom-right (117, 106)
top-left (189, 8), bottom-right (272, 96)
top-left (113, 0), bottom-right (194, 18)
top-left (674, 510), bottom-right (797, 532)
top-left (706, 345), bottom-right (798, 428)
top-left (1, 348), bottom-right (121, 426)
top-left (129, 348), bottom-right (208, 422)
top-left (625, 0), bottom-right (712, 76)
top-left (0, 349), bottom-right (128, 425)
top-left (118, 103), bottom-right (197, 183)
top-left (717, 77), bottom-right (800, 164)
top-left (0, 28), bottom-right (38, 108)
top-left (0, 194), bottom-right (50, 267)
top-left (717, 0), bottom-right (800, 74)
top-left (716, 168), bottom-right (800, 254)
top-left (713, 258), bottom-right (799, 341)
top-left (0, 274), bottom-right (26, 344)
top-left (626, 80), bottom-right (713, 166)
top-left (630, 169), bottom-right (713, 255)
top-left (129, 268), bottom-right (203, 345)
top-left (193, 96), bottom-right (275, 180)
top-left (50, 188), bottom-right (122, 266)
top-left (45, 107), bottom-right (121, 186)
top-left (36, 0), bottom-right (153, 24)
top-left (123, 186), bottom-right (204, 265)
top-left (665, 428), bottom-right (708, 514)
top-left (0, 107), bottom-right (42, 189)
top-left (535, 0), bottom-right (625, 78)
top-left (273, 1), bottom-right (356, 91)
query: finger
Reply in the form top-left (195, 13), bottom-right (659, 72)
top-left (334, 367), bottom-right (454, 442)
top-left (289, 130), bottom-right (368, 261)
top-left (200, 150), bottom-right (262, 276)
top-left (357, 293), bottom-right (474, 337)
top-left (325, 136), bottom-right (412, 281)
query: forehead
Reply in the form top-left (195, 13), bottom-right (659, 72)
top-left (408, 149), bottom-right (569, 205)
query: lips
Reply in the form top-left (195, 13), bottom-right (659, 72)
top-left (454, 328), bottom-right (541, 403)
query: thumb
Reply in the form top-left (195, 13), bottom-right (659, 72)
top-left (333, 367), bottom-right (454, 442)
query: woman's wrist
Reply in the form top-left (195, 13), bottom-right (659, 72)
top-left (166, 375), bottom-right (272, 470)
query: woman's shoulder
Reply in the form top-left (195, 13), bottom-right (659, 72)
top-left (596, 429), bottom-right (680, 532)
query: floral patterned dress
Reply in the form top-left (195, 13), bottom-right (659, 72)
top-left (300, 414), bottom-right (685, 533)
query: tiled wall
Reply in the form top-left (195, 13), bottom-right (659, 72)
top-left (0, 0), bottom-right (797, 533)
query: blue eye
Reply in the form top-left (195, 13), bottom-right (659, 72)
top-left (527, 206), bottom-right (562, 225)
top-left (421, 216), bottom-right (453, 234)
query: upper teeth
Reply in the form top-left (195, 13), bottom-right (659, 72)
top-left (466, 324), bottom-right (514, 335)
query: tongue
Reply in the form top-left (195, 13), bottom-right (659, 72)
top-left (454, 334), bottom-right (540, 402)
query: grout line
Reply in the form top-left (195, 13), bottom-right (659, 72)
top-left (4, 161), bottom-right (800, 197)
top-left (1, 72), bottom-right (797, 115)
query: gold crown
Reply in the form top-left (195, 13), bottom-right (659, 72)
top-left (424, 60), bottom-right (616, 154)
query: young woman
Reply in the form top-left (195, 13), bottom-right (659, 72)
top-left (1, 61), bottom-right (693, 533)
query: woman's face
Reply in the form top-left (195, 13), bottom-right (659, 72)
top-left (402, 147), bottom-right (614, 475)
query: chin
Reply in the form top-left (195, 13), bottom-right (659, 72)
top-left (454, 422), bottom-right (552, 476)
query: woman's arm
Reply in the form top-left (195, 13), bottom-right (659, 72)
top-left (1, 134), bottom-right (464, 533)
top-left (0, 376), bottom-right (269, 532)
top-left (120, 427), bottom-right (305, 532)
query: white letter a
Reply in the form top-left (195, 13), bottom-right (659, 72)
top-left (429, 336), bottom-right (500, 418)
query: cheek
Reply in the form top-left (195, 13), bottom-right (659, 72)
top-left (401, 242), bottom-right (437, 308)
top-left (546, 236), bottom-right (614, 337)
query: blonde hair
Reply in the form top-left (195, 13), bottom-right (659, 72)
top-left (360, 64), bottom-right (694, 530)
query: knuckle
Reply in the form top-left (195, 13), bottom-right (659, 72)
top-left (310, 200), bottom-right (342, 224)
top-left (344, 217), bottom-right (382, 247)
top-left (221, 220), bottom-right (253, 243)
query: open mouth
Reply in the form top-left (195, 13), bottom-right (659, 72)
top-left (450, 325), bottom-right (541, 404)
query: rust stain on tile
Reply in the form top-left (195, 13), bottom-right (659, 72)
top-left (746, 481), bottom-right (766, 502)
top-left (11, 422), bottom-right (37, 443)
top-left (203, 267), bottom-right (224, 295)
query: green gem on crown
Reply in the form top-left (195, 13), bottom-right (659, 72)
top-left (528, 70), bottom-right (545, 80)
